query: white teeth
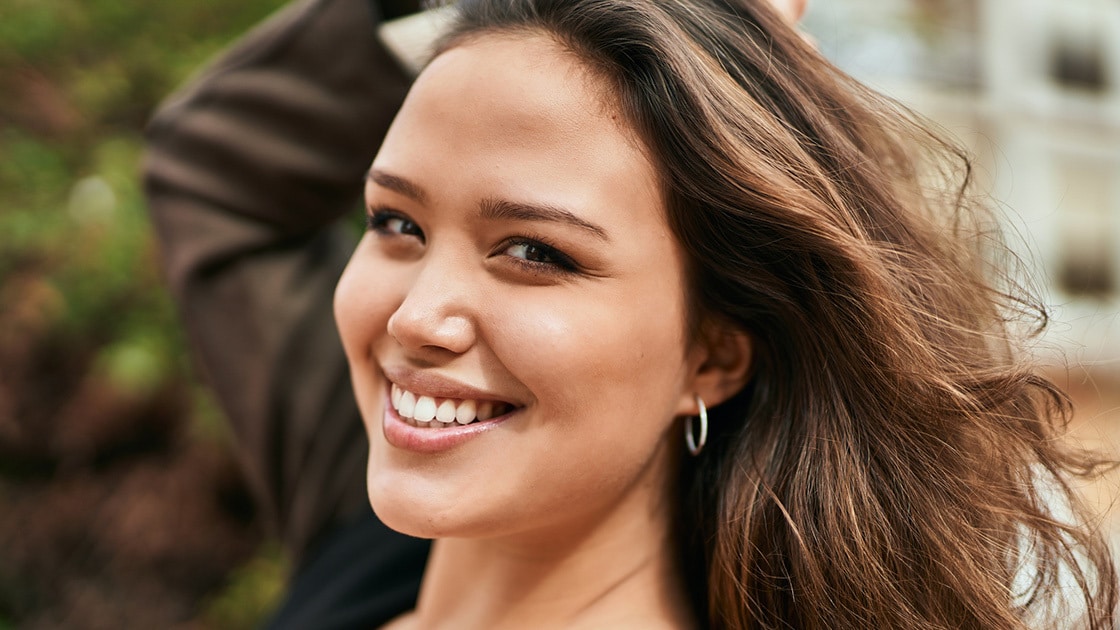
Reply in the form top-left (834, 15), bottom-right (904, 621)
top-left (398, 390), bottom-right (416, 418)
top-left (455, 399), bottom-right (476, 425)
top-left (414, 396), bottom-right (437, 421)
top-left (435, 399), bottom-right (457, 423)
top-left (389, 383), bottom-right (512, 427)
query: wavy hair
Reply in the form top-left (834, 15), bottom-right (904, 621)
top-left (436, 0), bottom-right (1117, 627)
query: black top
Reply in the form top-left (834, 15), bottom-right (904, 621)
top-left (266, 508), bottom-right (429, 629)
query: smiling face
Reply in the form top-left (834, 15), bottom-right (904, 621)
top-left (334, 32), bottom-right (708, 541)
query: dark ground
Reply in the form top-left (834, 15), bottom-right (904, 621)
top-left (0, 290), bottom-right (276, 629)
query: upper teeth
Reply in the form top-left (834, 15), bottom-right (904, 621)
top-left (390, 383), bottom-right (506, 426)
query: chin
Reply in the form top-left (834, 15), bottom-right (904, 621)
top-left (367, 495), bottom-right (440, 539)
top-left (366, 457), bottom-right (489, 539)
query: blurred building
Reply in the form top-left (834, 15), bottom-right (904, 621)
top-left (805, 0), bottom-right (1120, 374)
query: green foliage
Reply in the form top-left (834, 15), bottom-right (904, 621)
top-left (1, 0), bottom-right (291, 625)
top-left (0, 0), bottom-right (290, 412)
top-left (190, 385), bottom-right (236, 446)
top-left (0, 0), bottom-right (290, 119)
top-left (201, 542), bottom-right (289, 630)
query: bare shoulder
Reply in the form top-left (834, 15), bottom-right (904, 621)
top-left (379, 611), bottom-right (418, 630)
top-left (569, 612), bottom-right (695, 630)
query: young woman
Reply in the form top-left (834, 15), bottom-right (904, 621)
top-left (147, 0), bottom-right (1116, 627)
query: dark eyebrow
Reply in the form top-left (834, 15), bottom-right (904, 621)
top-left (366, 168), bottom-right (428, 204)
top-left (480, 197), bottom-right (610, 241)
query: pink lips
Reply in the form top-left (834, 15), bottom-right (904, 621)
top-left (382, 385), bottom-right (513, 453)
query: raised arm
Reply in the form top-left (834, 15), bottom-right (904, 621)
top-left (143, 0), bottom-right (413, 565)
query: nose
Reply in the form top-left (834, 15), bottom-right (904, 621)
top-left (387, 252), bottom-right (477, 359)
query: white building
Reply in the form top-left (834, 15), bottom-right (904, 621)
top-left (805, 0), bottom-right (1120, 375)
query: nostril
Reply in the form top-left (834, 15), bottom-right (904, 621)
top-left (386, 305), bottom-right (476, 356)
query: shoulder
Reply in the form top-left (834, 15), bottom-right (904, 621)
top-left (379, 611), bottom-right (418, 630)
top-left (569, 612), bottom-right (695, 630)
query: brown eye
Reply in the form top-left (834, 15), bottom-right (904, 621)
top-left (499, 238), bottom-right (579, 275)
top-left (506, 241), bottom-right (556, 264)
top-left (367, 209), bottom-right (425, 242)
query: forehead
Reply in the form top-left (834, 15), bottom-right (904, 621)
top-left (422, 31), bottom-right (635, 146)
top-left (372, 32), bottom-right (664, 216)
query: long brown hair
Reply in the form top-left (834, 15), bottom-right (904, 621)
top-left (437, 0), bottom-right (1117, 627)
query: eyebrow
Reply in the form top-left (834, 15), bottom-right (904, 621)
top-left (480, 197), bottom-right (610, 241)
top-left (366, 168), bottom-right (611, 242)
top-left (366, 168), bottom-right (428, 204)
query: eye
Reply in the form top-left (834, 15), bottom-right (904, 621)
top-left (367, 208), bottom-right (425, 243)
top-left (500, 237), bottom-right (580, 275)
top-left (506, 241), bottom-right (557, 264)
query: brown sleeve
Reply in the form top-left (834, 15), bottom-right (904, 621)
top-left (142, 0), bottom-right (414, 565)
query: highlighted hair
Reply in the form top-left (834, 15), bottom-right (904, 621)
top-left (438, 1), bottom-right (1117, 627)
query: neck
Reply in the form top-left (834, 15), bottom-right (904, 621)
top-left (409, 454), bottom-right (694, 628)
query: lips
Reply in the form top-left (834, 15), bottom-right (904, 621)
top-left (390, 383), bottom-right (515, 428)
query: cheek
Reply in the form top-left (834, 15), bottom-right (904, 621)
top-left (463, 285), bottom-right (690, 530)
top-left (334, 250), bottom-right (404, 427)
top-left (334, 247), bottom-right (396, 359)
top-left (334, 256), bottom-right (381, 420)
top-left (490, 280), bottom-right (690, 425)
top-left (334, 263), bottom-right (369, 359)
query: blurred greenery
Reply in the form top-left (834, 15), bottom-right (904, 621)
top-left (1, 0), bottom-right (290, 356)
top-left (1, 0), bottom-right (292, 626)
top-left (202, 542), bottom-right (290, 629)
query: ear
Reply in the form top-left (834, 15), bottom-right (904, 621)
top-left (676, 322), bottom-right (753, 417)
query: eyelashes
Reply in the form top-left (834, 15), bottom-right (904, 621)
top-left (500, 236), bottom-right (580, 275)
top-left (367, 207), bottom-right (424, 242)
top-left (365, 207), bottom-right (582, 277)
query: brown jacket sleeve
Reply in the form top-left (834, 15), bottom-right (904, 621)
top-left (142, 0), bottom-right (414, 565)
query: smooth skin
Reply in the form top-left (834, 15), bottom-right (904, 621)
top-left (335, 2), bottom-right (807, 628)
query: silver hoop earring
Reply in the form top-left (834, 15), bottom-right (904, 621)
top-left (685, 395), bottom-right (708, 456)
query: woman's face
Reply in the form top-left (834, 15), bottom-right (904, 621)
top-left (335, 33), bottom-right (706, 540)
